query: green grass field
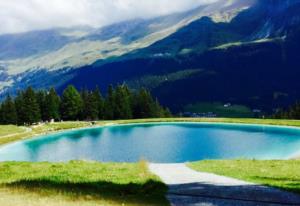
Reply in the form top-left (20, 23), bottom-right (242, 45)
top-left (0, 125), bottom-right (26, 137)
top-left (188, 160), bottom-right (300, 194)
top-left (0, 161), bottom-right (168, 206)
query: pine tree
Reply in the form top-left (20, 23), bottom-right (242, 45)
top-left (114, 85), bottom-right (133, 119)
top-left (88, 92), bottom-right (100, 121)
top-left (81, 88), bottom-right (99, 121)
top-left (152, 99), bottom-right (172, 118)
top-left (93, 87), bottom-right (104, 120)
top-left (104, 85), bottom-right (115, 120)
top-left (80, 88), bottom-right (90, 120)
top-left (36, 90), bottom-right (47, 121)
top-left (0, 104), bottom-right (3, 124)
top-left (163, 107), bottom-right (172, 118)
top-left (289, 102), bottom-right (300, 119)
top-left (132, 88), bottom-right (171, 119)
top-left (61, 85), bottom-right (83, 120)
top-left (0, 95), bottom-right (17, 125)
top-left (22, 87), bottom-right (41, 124)
top-left (152, 99), bottom-right (163, 118)
top-left (133, 88), bottom-right (156, 118)
top-left (15, 91), bottom-right (26, 125)
top-left (123, 84), bottom-right (134, 118)
top-left (44, 87), bottom-right (60, 121)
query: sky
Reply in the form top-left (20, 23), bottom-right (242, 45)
top-left (0, 0), bottom-right (218, 35)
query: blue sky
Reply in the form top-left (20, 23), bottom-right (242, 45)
top-left (0, 0), bottom-right (218, 34)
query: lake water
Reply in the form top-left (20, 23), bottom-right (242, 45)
top-left (1, 123), bottom-right (300, 163)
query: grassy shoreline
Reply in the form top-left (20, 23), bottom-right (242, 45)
top-left (188, 160), bottom-right (300, 195)
top-left (2, 118), bottom-right (300, 146)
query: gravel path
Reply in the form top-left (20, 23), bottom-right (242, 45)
top-left (149, 163), bottom-right (300, 206)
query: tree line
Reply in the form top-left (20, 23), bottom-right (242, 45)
top-left (0, 85), bottom-right (171, 125)
top-left (273, 102), bottom-right (300, 119)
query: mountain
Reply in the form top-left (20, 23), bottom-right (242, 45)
top-left (1, 0), bottom-right (300, 114)
top-left (0, 0), bottom-right (253, 95)
top-left (62, 0), bottom-right (300, 112)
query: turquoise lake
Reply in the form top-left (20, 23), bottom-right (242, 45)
top-left (1, 123), bottom-right (300, 163)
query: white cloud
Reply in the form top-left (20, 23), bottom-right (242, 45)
top-left (0, 0), bottom-right (218, 34)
